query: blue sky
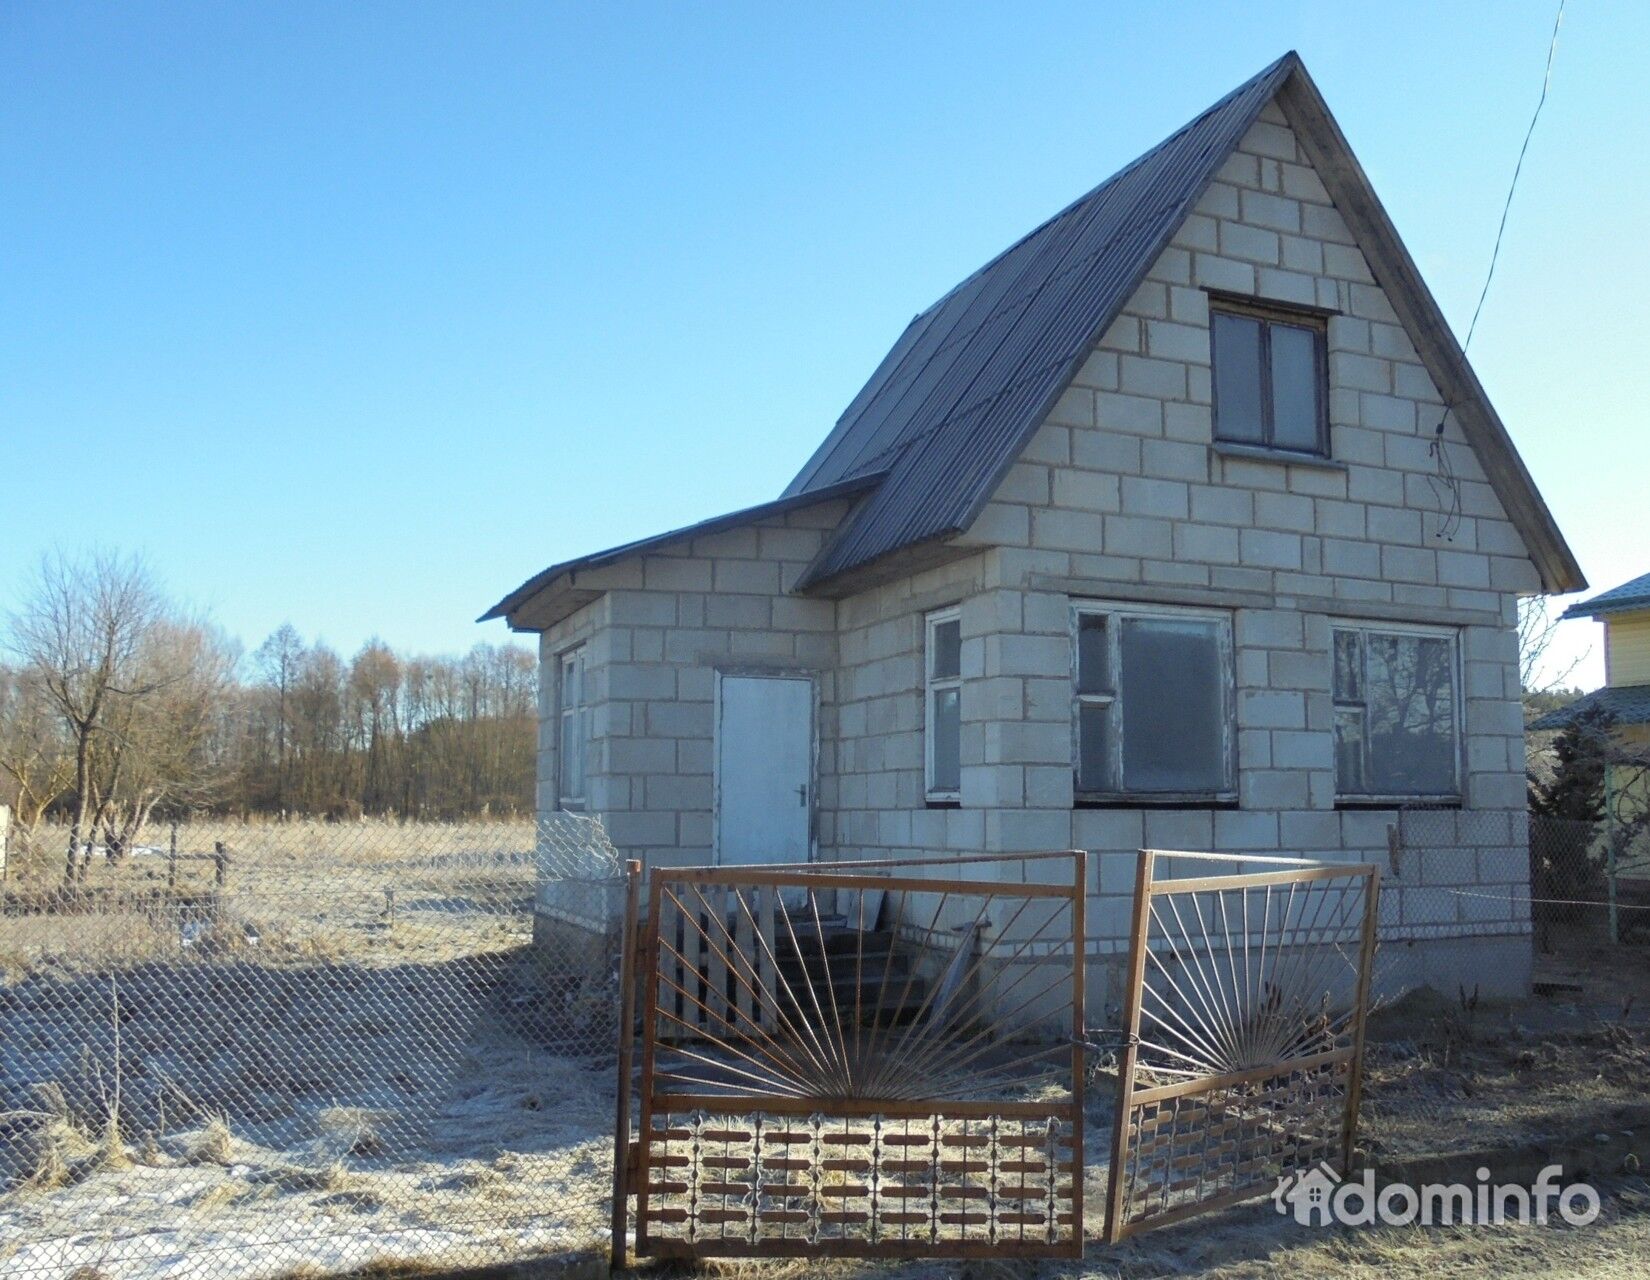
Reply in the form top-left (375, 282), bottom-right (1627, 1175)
top-left (2, 2), bottom-right (1643, 685)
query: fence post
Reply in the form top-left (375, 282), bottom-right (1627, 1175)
top-left (1606, 770), bottom-right (1621, 945)
top-left (0, 804), bottom-right (9, 884)
top-left (214, 840), bottom-right (229, 891)
top-left (611, 859), bottom-right (643, 1271)
top-left (168, 821), bottom-right (179, 892)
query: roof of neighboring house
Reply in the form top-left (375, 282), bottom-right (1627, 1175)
top-left (477, 473), bottom-right (882, 623)
top-left (1561, 571), bottom-right (1650, 621)
top-left (1528, 684), bottom-right (1650, 732)
top-left (488, 52), bottom-right (1584, 628)
top-left (784, 51), bottom-right (1582, 593)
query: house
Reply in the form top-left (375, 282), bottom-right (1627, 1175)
top-left (485, 52), bottom-right (1584, 1005)
top-left (1531, 570), bottom-right (1650, 822)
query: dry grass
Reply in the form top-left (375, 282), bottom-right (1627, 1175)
top-left (186, 1113), bottom-right (235, 1166)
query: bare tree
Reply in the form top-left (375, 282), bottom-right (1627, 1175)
top-left (90, 616), bottom-right (240, 857)
top-left (6, 552), bottom-right (174, 883)
top-left (0, 662), bottom-right (73, 850)
top-left (253, 623), bottom-right (305, 810)
top-left (1519, 596), bottom-right (1586, 695)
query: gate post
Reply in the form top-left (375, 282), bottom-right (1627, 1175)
top-left (1104, 848), bottom-right (1154, 1244)
top-left (611, 859), bottom-right (643, 1270)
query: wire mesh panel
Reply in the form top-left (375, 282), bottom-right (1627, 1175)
top-left (0, 815), bottom-right (624, 1279)
top-left (628, 851), bottom-right (1087, 1261)
top-left (1105, 850), bottom-right (1379, 1242)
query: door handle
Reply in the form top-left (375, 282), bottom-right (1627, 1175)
top-left (796, 784), bottom-right (808, 807)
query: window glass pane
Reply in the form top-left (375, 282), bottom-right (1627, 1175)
top-left (1334, 707), bottom-right (1366, 794)
top-left (1332, 631), bottom-right (1363, 701)
top-left (1212, 312), bottom-right (1264, 444)
top-left (1078, 702), bottom-right (1110, 792)
top-left (1269, 323), bottom-right (1321, 451)
top-left (560, 709), bottom-right (582, 801)
top-left (1119, 618), bottom-right (1227, 792)
top-left (930, 617), bottom-right (961, 680)
top-left (1365, 634), bottom-right (1457, 794)
top-left (1077, 614), bottom-right (1109, 695)
top-left (931, 686), bottom-right (961, 793)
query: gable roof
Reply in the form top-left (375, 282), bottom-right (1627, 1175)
top-left (1561, 570), bottom-right (1650, 621)
top-left (488, 52), bottom-right (1585, 629)
top-left (785, 52), bottom-right (1583, 595)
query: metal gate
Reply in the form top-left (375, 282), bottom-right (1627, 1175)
top-left (1105, 850), bottom-right (1380, 1241)
top-left (618, 851), bottom-right (1087, 1261)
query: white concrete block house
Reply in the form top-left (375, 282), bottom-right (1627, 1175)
top-left (486, 54), bottom-right (1584, 1005)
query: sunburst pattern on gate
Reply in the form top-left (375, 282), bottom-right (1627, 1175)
top-left (1105, 851), bottom-right (1380, 1241)
top-left (628, 852), bottom-right (1086, 1260)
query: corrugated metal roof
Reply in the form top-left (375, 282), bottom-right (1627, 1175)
top-left (1561, 571), bottom-right (1650, 621)
top-left (785, 53), bottom-right (1300, 586)
top-left (478, 472), bottom-right (882, 623)
top-left (1528, 684), bottom-right (1650, 731)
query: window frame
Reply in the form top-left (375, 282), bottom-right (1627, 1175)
top-left (924, 607), bottom-right (963, 803)
top-left (556, 644), bottom-right (589, 812)
top-left (1209, 294), bottom-right (1331, 458)
top-left (1331, 621), bottom-right (1463, 804)
top-left (1071, 600), bottom-right (1237, 805)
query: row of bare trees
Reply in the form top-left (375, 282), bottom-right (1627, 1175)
top-left (0, 552), bottom-right (535, 879)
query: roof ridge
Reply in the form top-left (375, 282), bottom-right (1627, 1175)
top-left (911, 52), bottom-right (1300, 324)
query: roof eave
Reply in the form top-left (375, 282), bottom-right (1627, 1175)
top-left (480, 472), bottom-right (886, 629)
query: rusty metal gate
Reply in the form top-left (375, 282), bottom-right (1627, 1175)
top-left (616, 851), bottom-right (1087, 1262)
top-left (1104, 850), bottom-right (1380, 1241)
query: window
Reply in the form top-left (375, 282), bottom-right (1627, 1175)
top-left (1074, 604), bottom-right (1234, 799)
top-left (557, 646), bottom-right (588, 810)
top-left (1332, 626), bottom-right (1459, 799)
top-left (925, 608), bottom-right (962, 801)
top-left (1210, 299), bottom-right (1328, 455)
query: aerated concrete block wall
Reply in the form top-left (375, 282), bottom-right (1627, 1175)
top-left (948, 100), bottom-right (1533, 1002)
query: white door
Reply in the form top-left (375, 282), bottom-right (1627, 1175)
top-left (715, 674), bottom-right (814, 865)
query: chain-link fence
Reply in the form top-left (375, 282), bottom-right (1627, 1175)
top-left (0, 814), bottom-right (625, 1280)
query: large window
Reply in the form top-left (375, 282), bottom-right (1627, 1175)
top-left (1074, 604), bottom-right (1234, 800)
top-left (557, 646), bottom-right (588, 810)
top-left (1211, 299), bottom-right (1328, 456)
top-left (1332, 626), bottom-right (1459, 799)
top-left (925, 608), bottom-right (962, 801)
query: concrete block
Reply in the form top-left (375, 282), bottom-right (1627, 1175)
top-left (1121, 476), bottom-right (1189, 520)
top-left (1104, 514), bottom-right (1174, 559)
top-left (1052, 470), bottom-right (1121, 513)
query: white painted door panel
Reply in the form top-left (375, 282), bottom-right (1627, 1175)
top-left (716, 675), bottom-right (813, 865)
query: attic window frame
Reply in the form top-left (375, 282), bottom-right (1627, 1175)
top-left (1207, 293), bottom-right (1332, 459)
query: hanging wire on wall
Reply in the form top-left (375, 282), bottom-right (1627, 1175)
top-left (1428, 0), bottom-right (1567, 541)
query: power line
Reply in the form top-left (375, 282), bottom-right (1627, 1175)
top-left (1462, 0), bottom-right (1567, 358)
top-left (1428, 0), bottom-right (1567, 542)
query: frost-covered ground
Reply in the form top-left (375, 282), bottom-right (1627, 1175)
top-left (1, 822), bottom-right (618, 1280)
top-left (0, 1026), bottom-right (614, 1280)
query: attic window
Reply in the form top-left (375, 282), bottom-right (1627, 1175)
top-left (1210, 298), bottom-right (1328, 456)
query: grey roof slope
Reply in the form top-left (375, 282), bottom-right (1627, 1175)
top-left (1529, 684), bottom-right (1650, 731)
top-left (478, 473), bottom-right (880, 623)
top-left (1562, 571), bottom-right (1650, 620)
top-left (784, 54), bottom-right (1299, 587)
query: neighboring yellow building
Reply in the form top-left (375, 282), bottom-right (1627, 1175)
top-left (1533, 570), bottom-right (1650, 818)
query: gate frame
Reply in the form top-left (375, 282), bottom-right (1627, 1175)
top-left (616, 849), bottom-right (1087, 1264)
top-left (1104, 849), bottom-right (1381, 1243)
